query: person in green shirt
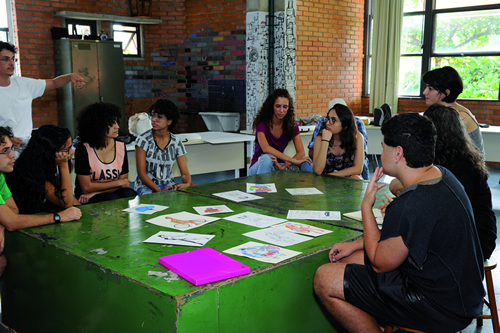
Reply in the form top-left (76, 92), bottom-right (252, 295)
top-left (0, 126), bottom-right (82, 276)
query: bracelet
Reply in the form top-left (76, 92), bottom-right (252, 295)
top-left (322, 139), bottom-right (329, 142)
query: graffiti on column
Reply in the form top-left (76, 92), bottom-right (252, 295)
top-left (285, 0), bottom-right (296, 99)
top-left (246, 11), bottom-right (269, 130)
top-left (274, 12), bottom-right (285, 90)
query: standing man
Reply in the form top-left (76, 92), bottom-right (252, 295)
top-left (314, 113), bottom-right (484, 332)
top-left (0, 41), bottom-right (87, 148)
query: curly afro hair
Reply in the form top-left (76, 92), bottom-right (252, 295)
top-left (77, 102), bottom-right (122, 149)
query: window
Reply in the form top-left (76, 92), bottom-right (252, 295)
top-left (398, 0), bottom-right (500, 99)
top-left (66, 19), bottom-right (97, 38)
top-left (0, 0), bottom-right (12, 42)
top-left (364, 0), bottom-right (500, 100)
top-left (112, 23), bottom-right (141, 57)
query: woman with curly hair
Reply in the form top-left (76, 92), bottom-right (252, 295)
top-left (74, 102), bottom-right (137, 204)
top-left (424, 105), bottom-right (496, 260)
top-left (248, 89), bottom-right (312, 175)
top-left (312, 103), bottom-right (364, 179)
top-left (6, 124), bottom-right (80, 213)
top-left (134, 99), bottom-right (191, 194)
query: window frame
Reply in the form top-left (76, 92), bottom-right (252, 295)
top-left (66, 19), bottom-right (98, 39)
top-left (364, 1), bottom-right (500, 100)
top-left (112, 22), bottom-right (143, 59)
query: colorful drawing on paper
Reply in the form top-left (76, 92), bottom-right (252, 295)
top-left (243, 228), bottom-right (312, 247)
top-left (272, 222), bottom-right (333, 237)
top-left (122, 204), bottom-right (169, 215)
top-left (287, 210), bottom-right (341, 220)
top-left (246, 183), bottom-right (277, 193)
top-left (224, 241), bottom-right (301, 264)
top-left (193, 205), bottom-right (234, 215)
top-left (146, 211), bottom-right (219, 231)
top-left (224, 211), bottom-right (286, 228)
top-left (143, 231), bottom-right (215, 247)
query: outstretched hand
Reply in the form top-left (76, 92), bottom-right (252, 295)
top-left (378, 193), bottom-right (394, 217)
top-left (71, 73), bottom-right (87, 89)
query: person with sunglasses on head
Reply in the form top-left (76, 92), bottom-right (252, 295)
top-left (74, 102), bottom-right (137, 204)
top-left (311, 102), bottom-right (365, 179)
top-left (6, 124), bottom-right (81, 213)
top-left (248, 88), bottom-right (312, 175)
top-left (0, 42), bottom-right (87, 153)
top-left (134, 99), bottom-right (191, 194)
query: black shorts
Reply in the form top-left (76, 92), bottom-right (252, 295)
top-left (343, 263), bottom-right (472, 333)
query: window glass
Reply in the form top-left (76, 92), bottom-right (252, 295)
top-left (432, 56), bottom-right (500, 99)
top-left (435, 0), bottom-right (499, 10)
top-left (399, 56), bottom-right (422, 95)
top-left (113, 24), bottom-right (140, 57)
top-left (434, 9), bottom-right (500, 53)
top-left (66, 20), bottom-right (96, 37)
top-left (404, 0), bottom-right (425, 13)
top-left (401, 14), bottom-right (424, 54)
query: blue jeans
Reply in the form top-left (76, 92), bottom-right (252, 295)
top-left (136, 183), bottom-right (174, 195)
top-left (248, 154), bottom-right (313, 175)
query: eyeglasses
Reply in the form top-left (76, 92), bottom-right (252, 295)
top-left (326, 116), bottom-right (338, 124)
top-left (0, 147), bottom-right (14, 155)
top-left (0, 56), bottom-right (17, 63)
top-left (148, 113), bottom-right (165, 121)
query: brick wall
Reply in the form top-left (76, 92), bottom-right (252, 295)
top-left (295, 0), bottom-right (365, 118)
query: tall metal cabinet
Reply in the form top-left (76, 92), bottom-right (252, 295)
top-left (54, 39), bottom-right (127, 136)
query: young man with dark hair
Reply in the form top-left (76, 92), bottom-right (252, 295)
top-left (0, 41), bottom-right (87, 148)
top-left (314, 113), bottom-right (484, 332)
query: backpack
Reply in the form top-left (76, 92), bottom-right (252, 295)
top-left (373, 103), bottom-right (392, 126)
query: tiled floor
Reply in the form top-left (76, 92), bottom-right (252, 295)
top-left (186, 166), bottom-right (500, 333)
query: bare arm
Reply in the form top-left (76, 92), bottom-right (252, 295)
top-left (257, 132), bottom-right (311, 168)
top-left (135, 146), bottom-right (161, 192)
top-left (45, 73), bottom-right (87, 91)
top-left (332, 132), bottom-right (365, 178)
top-left (45, 152), bottom-right (75, 209)
top-left (362, 167), bottom-right (408, 272)
top-left (172, 155), bottom-right (191, 190)
top-left (0, 204), bottom-right (82, 232)
top-left (77, 174), bottom-right (130, 194)
top-left (312, 130), bottom-right (331, 175)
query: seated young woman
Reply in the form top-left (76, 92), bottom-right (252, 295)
top-left (248, 88), bottom-right (312, 175)
top-left (6, 124), bottom-right (80, 213)
top-left (424, 105), bottom-right (496, 260)
top-left (312, 104), bottom-right (364, 179)
top-left (134, 99), bottom-right (191, 194)
top-left (74, 102), bottom-right (137, 204)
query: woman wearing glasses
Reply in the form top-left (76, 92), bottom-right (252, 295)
top-left (6, 124), bottom-right (80, 213)
top-left (74, 102), bottom-right (137, 204)
top-left (312, 104), bottom-right (364, 179)
top-left (248, 88), bottom-right (312, 175)
top-left (134, 99), bottom-right (191, 194)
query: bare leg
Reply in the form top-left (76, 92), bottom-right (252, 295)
top-left (314, 263), bottom-right (382, 332)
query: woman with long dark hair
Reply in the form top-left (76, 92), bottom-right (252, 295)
top-left (312, 104), bottom-right (364, 179)
top-left (424, 105), bottom-right (496, 260)
top-left (6, 124), bottom-right (79, 213)
top-left (74, 102), bottom-right (137, 204)
top-left (248, 88), bottom-right (312, 175)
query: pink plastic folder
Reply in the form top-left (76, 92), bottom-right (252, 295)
top-left (158, 247), bottom-right (251, 286)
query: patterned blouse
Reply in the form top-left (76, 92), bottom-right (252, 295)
top-left (322, 148), bottom-right (354, 175)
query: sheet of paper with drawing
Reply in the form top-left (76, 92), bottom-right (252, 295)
top-left (122, 204), bottom-right (169, 215)
top-left (213, 190), bottom-right (263, 202)
top-left (285, 187), bottom-right (323, 195)
top-left (146, 211), bottom-right (219, 231)
top-left (193, 205), bottom-right (233, 215)
top-left (246, 183), bottom-right (277, 193)
top-left (271, 222), bottom-right (333, 237)
top-left (224, 211), bottom-right (287, 228)
top-left (223, 241), bottom-right (302, 264)
top-left (287, 210), bottom-right (341, 220)
top-left (144, 231), bottom-right (215, 247)
top-left (343, 208), bottom-right (384, 224)
top-left (243, 228), bottom-right (312, 247)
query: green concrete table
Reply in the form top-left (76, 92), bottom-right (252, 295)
top-left (1, 190), bottom-right (361, 333)
top-left (183, 170), bottom-right (393, 231)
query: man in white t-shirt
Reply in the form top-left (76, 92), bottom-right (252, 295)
top-left (0, 41), bottom-right (87, 148)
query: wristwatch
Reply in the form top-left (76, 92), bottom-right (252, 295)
top-left (53, 213), bottom-right (61, 223)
